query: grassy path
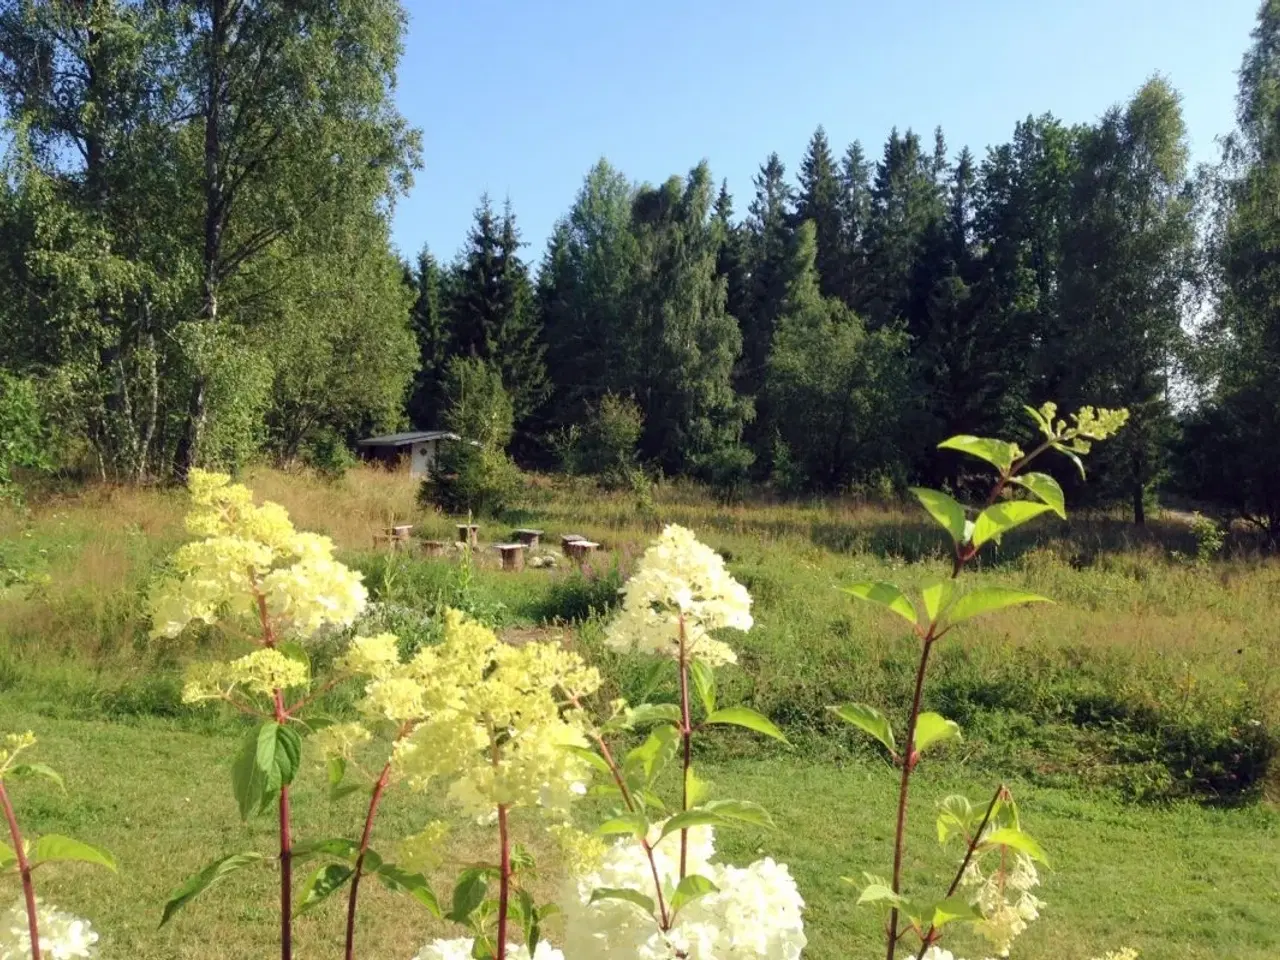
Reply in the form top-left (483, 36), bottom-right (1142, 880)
top-left (2, 706), bottom-right (1276, 960)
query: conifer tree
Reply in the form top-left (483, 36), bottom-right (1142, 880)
top-left (796, 126), bottom-right (846, 300)
top-left (406, 248), bottom-right (450, 428)
top-left (447, 196), bottom-right (547, 426)
top-left (838, 141), bottom-right (873, 306)
top-left (738, 153), bottom-right (794, 399)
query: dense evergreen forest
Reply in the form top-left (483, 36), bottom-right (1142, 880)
top-left (1, 0), bottom-right (1279, 536)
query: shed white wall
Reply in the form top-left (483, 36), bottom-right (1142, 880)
top-left (409, 439), bottom-right (439, 477)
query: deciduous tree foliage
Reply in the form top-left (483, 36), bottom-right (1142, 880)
top-left (1, 0), bottom-right (1272, 531)
top-left (1182, 0), bottom-right (1280, 538)
top-left (0, 0), bottom-right (418, 480)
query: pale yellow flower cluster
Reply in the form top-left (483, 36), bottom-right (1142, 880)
top-left (310, 721), bottom-right (373, 761)
top-left (327, 610), bottom-right (600, 821)
top-left (606, 524), bottom-right (752, 667)
top-left (182, 648), bottom-right (310, 704)
top-left (1032, 402), bottom-right (1130, 451)
top-left (0, 731), bottom-right (36, 774)
top-left (150, 470), bottom-right (367, 641)
top-left (397, 609), bottom-right (601, 821)
top-left (396, 821), bottom-right (450, 873)
top-left (961, 852), bottom-right (1044, 957)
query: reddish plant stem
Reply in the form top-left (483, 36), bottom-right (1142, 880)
top-left (274, 688), bottom-right (293, 960)
top-left (584, 725), bottom-right (671, 927)
top-left (345, 760), bottom-right (394, 960)
top-left (0, 781), bottom-right (40, 960)
top-left (885, 628), bottom-right (936, 960)
top-left (913, 784), bottom-right (1006, 959)
top-left (676, 615), bottom-right (693, 880)
top-left (496, 803), bottom-right (511, 960)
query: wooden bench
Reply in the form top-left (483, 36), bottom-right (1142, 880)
top-left (374, 524), bottom-right (414, 551)
top-left (560, 533), bottom-right (585, 556)
top-left (513, 528), bottom-right (544, 548)
top-left (456, 523), bottom-right (480, 548)
top-left (419, 539), bottom-right (448, 558)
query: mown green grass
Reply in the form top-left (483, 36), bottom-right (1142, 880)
top-left (4, 705), bottom-right (1276, 960)
top-left (2, 466), bottom-right (1279, 957)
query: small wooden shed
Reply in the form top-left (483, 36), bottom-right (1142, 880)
top-left (356, 430), bottom-right (461, 478)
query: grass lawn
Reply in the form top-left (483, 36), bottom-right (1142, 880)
top-left (4, 705), bottom-right (1277, 960)
top-left (2, 466), bottom-right (1279, 958)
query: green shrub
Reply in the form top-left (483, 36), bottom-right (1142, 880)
top-left (301, 428), bottom-right (357, 479)
top-left (0, 371), bottom-right (51, 500)
top-left (421, 441), bottom-right (523, 516)
top-left (560, 392), bottom-right (644, 488)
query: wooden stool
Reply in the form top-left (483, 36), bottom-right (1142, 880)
top-left (561, 534), bottom-right (585, 556)
top-left (391, 524), bottom-right (413, 545)
top-left (513, 528), bottom-right (543, 548)
top-left (420, 539), bottom-right (447, 558)
top-left (565, 540), bottom-right (599, 563)
top-left (456, 523), bottom-right (480, 548)
top-left (374, 530), bottom-right (411, 552)
top-left (495, 543), bottom-right (526, 572)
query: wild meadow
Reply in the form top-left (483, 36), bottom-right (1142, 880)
top-left (0, 463), bottom-right (1276, 959)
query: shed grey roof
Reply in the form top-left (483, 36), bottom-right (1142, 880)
top-left (357, 430), bottom-right (459, 447)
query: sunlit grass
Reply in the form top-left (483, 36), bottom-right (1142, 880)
top-left (1, 464), bottom-right (1279, 955)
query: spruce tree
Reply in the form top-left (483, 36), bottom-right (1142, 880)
top-left (629, 163), bottom-right (752, 477)
top-left (796, 126), bottom-right (846, 300)
top-left (494, 200), bottom-right (549, 426)
top-left (714, 179), bottom-right (751, 349)
top-left (450, 195), bottom-right (504, 359)
top-left (861, 128), bottom-right (945, 329)
top-left (406, 248), bottom-right (449, 428)
top-left (738, 152), bottom-right (794, 399)
top-left (536, 159), bottom-right (640, 427)
top-left (838, 141), bottom-right (873, 306)
top-left (448, 196), bottom-right (548, 427)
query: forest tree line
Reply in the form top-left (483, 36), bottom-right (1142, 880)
top-left (2, 0), bottom-right (1280, 535)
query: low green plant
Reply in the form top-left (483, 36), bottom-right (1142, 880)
top-left (1190, 511), bottom-right (1225, 564)
top-left (0, 729), bottom-right (115, 958)
top-left (836, 402), bottom-right (1130, 960)
top-left (559, 393), bottom-right (644, 490)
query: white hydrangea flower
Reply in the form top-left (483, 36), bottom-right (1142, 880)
top-left (562, 821), bottom-right (805, 960)
top-left (962, 853), bottom-right (1045, 957)
top-left (410, 938), bottom-right (564, 960)
top-left (150, 470), bottom-right (368, 641)
top-left (0, 899), bottom-right (98, 959)
top-left (607, 525), bottom-right (752, 666)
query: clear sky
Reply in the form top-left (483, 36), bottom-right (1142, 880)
top-left (391, 0), bottom-right (1260, 264)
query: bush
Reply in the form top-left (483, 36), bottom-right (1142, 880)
top-left (421, 441), bottom-right (523, 517)
top-left (301, 428), bottom-right (357, 479)
top-left (0, 371), bottom-right (51, 500)
top-left (560, 393), bottom-right (644, 488)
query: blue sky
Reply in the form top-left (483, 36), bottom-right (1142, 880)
top-left (391, 0), bottom-right (1260, 264)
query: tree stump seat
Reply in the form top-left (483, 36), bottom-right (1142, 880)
top-left (565, 540), bottom-right (599, 562)
top-left (495, 543), bottom-right (526, 571)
